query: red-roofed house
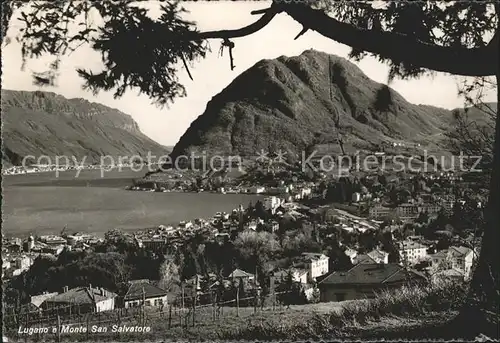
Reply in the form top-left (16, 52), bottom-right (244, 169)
top-left (318, 263), bottom-right (426, 302)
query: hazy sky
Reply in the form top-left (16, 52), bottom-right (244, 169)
top-left (2, 1), bottom-right (496, 146)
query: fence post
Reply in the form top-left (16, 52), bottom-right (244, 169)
top-left (212, 292), bottom-right (216, 321)
top-left (181, 283), bottom-right (185, 309)
top-left (168, 305), bottom-right (172, 329)
top-left (236, 287), bottom-right (240, 317)
top-left (142, 287), bottom-right (146, 327)
top-left (179, 308), bottom-right (182, 329)
top-left (192, 291), bottom-right (196, 327)
top-left (254, 291), bottom-right (257, 314)
top-left (38, 316), bottom-right (42, 341)
top-left (24, 312), bottom-right (28, 343)
top-left (86, 315), bottom-right (90, 340)
top-left (56, 314), bottom-right (61, 343)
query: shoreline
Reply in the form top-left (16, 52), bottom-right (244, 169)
top-left (2, 187), bottom-right (264, 238)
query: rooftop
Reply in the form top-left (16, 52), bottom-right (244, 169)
top-left (449, 246), bottom-right (473, 257)
top-left (124, 281), bottom-right (168, 301)
top-left (399, 240), bottom-right (428, 250)
top-left (319, 263), bottom-right (426, 285)
top-left (367, 249), bottom-right (388, 260)
top-left (301, 252), bottom-right (328, 262)
top-left (228, 268), bottom-right (254, 279)
top-left (355, 254), bottom-right (377, 264)
top-left (44, 287), bottom-right (117, 305)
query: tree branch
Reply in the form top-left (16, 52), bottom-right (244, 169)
top-left (294, 26), bottom-right (309, 40)
top-left (190, 3), bottom-right (498, 77)
top-left (181, 53), bottom-right (193, 81)
top-left (197, 4), bottom-right (279, 40)
top-left (1, 0), bottom-right (14, 44)
top-left (280, 3), bottom-right (498, 77)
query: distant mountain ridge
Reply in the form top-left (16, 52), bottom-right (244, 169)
top-left (170, 50), bottom-right (485, 159)
top-left (1, 90), bottom-right (168, 166)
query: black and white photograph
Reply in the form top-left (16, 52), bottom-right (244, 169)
top-left (1, 0), bottom-right (498, 341)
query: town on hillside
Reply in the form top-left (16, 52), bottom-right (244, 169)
top-left (3, 157), bottom-right (485, 333)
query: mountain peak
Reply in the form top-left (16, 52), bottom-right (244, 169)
top-left (170, 50), bottom-right (452, 158)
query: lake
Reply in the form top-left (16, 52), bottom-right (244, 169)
top-left (2, 168), bottom-right (263, 237)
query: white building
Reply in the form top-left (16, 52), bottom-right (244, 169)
top-left (246, 221), bottom-right (258, 231)
top-left (339, 224), bottom-right (354, 232)
top-left (123, 281), bottom-right (168, 308)
top-left (300, 253), bottom-right (330, 281)
top-left (158, 225), bottom-right (176, 235)
top-left (2, 260), bottom-right (11, 270)
top-left (274, 268), bottom-right (309, 284)
top-left (39, 235), bottom-right (67, 246)
top-left (179, 221), bottom-right (193, 229)
top-left (248, 186), bottom-right (266, 194)
top-left (352, 192), bottom-right (361, 203)
top-left (264, 196), bottom-right (283, 214)
top-left (344, 248), bottom-right (358, 264)
top-left (367, 249), bottom-right (389, 264)
top-left (268, 220), bottom-right (280, 233)
top-left (299, 187), bottom-right (312, 198)
top-left (43, 286), bottom-right (117, 313)
top-left (267, 186), bottom-right (289, 195)
top-left (399, 240), bottom-right (428, 265)
top-left (15, 255), bottom-right (33, 270)
top-left (31, 292), bottom-right (60, 308)
top-left (431, 246), bottom-right (477, 280)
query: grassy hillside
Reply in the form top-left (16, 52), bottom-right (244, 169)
top-left (5, 279), bottom-right (482, 342)
top-left (171, 50), bottom-right (459, 159)
top-left (1, 90), bottom-right (168, 165)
